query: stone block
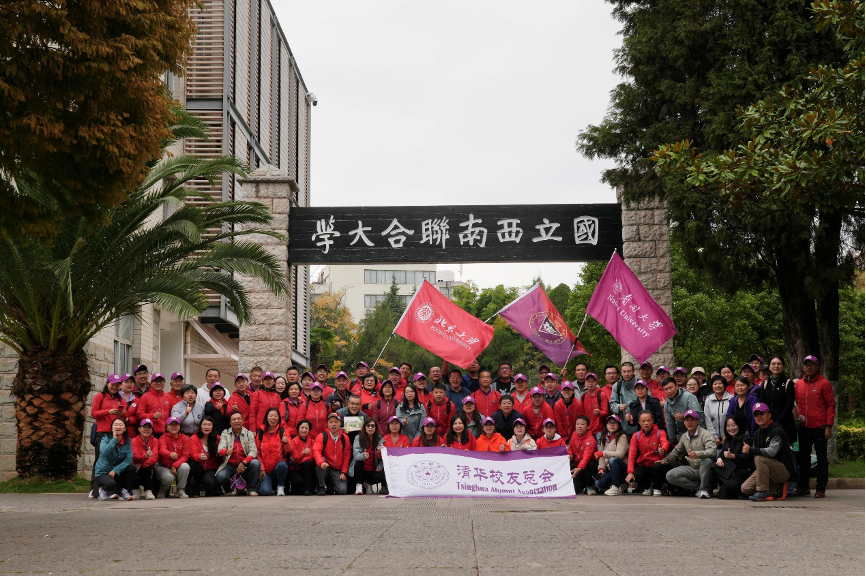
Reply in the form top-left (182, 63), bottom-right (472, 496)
top-left (622, 225), bottom-right (640, 241)
top-left (272, 199), bottom-right (290, 214)
top-left (625, 241), bottom-right (657, 259)
top-left (639, 224), bottom-right (669, 241)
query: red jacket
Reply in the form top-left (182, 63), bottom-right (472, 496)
top-left (416, 387), bottom-right (433, 407)
top-left (313, 430), bottom-right (351, 473)
top-left (411, 434), bottom-right (443, 447)
top-left (226, 390), bottom-right (251, 424)
top-left (255, 427), bottom-right (290, 474)
top-left (568, 430), bottom-right (598, 470)
top-left (536, 435), bottom-right (566, 449)
top-left (188, 434), bottom-right (219, 471)
top-left (444, 434), bottom-right (476, 451)
top-left (370, 397), bottom-right (399, 434)
top-left (795, 373), bottom-right (836, 428)
top-left (554, 396), bottom-right (584, 440)
top-left (138, 389), bottom-right (174, 434)
top-left (476, 432), bottom-right (509, 452)
top-left (91, 391), bottom-right (128, 433)
top-left (289, 434), bottom-right (315, 465)
top-left (523, 402), bottom-right (555, 439)
top-left (382, 434), bottom-right (411, 449)
top-left (581, 388), bottom-right (610, 435)
top-left (279, 398), bottom-right (307, 437)
top-left (248, 389), bottom-right (281, 432)
top-left (304, 398), bottom-right (330, 440)
top-left (471, 388), bottom-right (501, 419)
top-left (627, 425), bottom-right (670, 473)
top-left (359, 388), bottom-right (379, 412)
top-left (426, 399), bottom-right (456, 437)
top-left (123, 395), bottom-right (141, 437)
top-left (511, 391), bottom-right (534, 416)
top-left (131, 434), bottom-right (159, 468)
top-left (158, 432), bottom-right (190, 468)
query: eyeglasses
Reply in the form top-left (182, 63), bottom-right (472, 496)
top-left (753, 411), bottom-right (766, 416)
top-left (365, 424), bottom-right (377, 428)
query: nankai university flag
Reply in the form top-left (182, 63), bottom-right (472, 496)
top-left (498, 284), bottom-right (587, 365)
top-left (394, 280), bottom-right (494, 367)
top-left (586, 252), bottom-right (676, 364)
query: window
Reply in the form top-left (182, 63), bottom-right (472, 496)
top-left (364, 294), bottom-right (412, 309)
top-left (114, 313), bottom-right (133, 374)
top-left (363, 269), bottom-right (436, 284)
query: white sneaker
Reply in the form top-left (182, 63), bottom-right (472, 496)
top-left (98, 488), bottom-right (108, 500)
top-left (276, 486), bottom-right (285, 496)
top-left (176, 489), bottom-right (188, 499)
top-left (131, 488), bottom-right (141, 500)
top-left (120, 489), bottom-right (132, 501)
top-left (652, 489), bottom-right (663, 496)
top-left (697, 489), bottom-right (710, 499)
top-left (642, 488), bottom-right (652, 496)
top-left (144, 490), bottom-right (156, 500)
top-left (88, 490), bottom-right (96, 499)
top-left (355, 485), bottom-right (364, 495)
top-left (248, 490), bottom-right (258, 496)
top-left (604, 486), bottom-right (622, 496)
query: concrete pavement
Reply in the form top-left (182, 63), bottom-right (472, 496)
top-left (0, 491), bottom-right (862, 575)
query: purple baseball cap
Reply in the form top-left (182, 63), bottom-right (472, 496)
top-left (414, 372), bottom-right (427, 381)
top-left (165, 416), bottom-right (181, 426)
top-left (335, 371), bottom-right (349, 379)
top-left (262, 371), bottom-right (275, 379)
top-left (753, 402), bottom-right (770, 414)
top-left (462, 396), bottom-right (475, 405)
top-left (120, 373), bottom-right (133, 382)
top-left (235, 373), bottom-right (248, 382)
top-left (301, 371), bottom-right (315, 381)
top-left (389, 367), bottom-right (401, 373)
top-left (150, 372), bottom-right (165, 381)
top-left (355, 361), bottom-right (369, 369)
top-left (513, 417), bottom-right (527, 427)
top-left (133, 364), bottom-right (148, 374)
top-left (560, 380), bottom-right (575, 390)
top-left (640, 361), bottom-right (653, 369)
top-left (606, 414), bottom-right (621, 423)
top-left (422, 417), bottom-right (436, 427)
top-left (673, 367), bottom-right (687, 375)
top-left (171, 371), bottom-right (184, 380)
top-left (538, 363), bottom-right (551, 371)
top-left (543, 373), bottom-right (558, 382)
top-left (749, 354), bottom-right (765, 364)
top-left (656, 365), bottom-right (670, 374)
top-left (388, 415), bottom-right (402, 424)
top-left (210, 382), bottom-right (226, 395)
top-left (740, 363), bottom-right (754, 372)
top-left (481, 416), bottom-right (495, 426)
top-left (682, 409), bottom-right (700, 420)
top-left (514, 373), bottom-right (528, 382)
top-left (315, 364), bottom-right (328, 372)
top-left (585, 372), bottom-right (598, 381)
top-left (310, 382), bottom-right (323, 390)
top-left (530, 386), bottom-right (544, 396)
top-left (542, 418), bottom-right (556, 427)
top-left (107, 373), bottom-right (123, 384)
top-left (804, 355), bottom-right (819, 364)
top-left (139, 418), bottom-right (154, 428)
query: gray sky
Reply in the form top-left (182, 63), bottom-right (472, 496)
top-left (277, 1), bottom-right (622, 290)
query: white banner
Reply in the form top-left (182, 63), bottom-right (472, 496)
top-left (381, 446), bottom-right (575, 498)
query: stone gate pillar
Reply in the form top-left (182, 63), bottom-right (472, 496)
top-left (236, 165), bottom-right (297, 374)
top-left (618, 188), bottom-right (675, 368)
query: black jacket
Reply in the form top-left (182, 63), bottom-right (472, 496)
top-left (627, 396), bottom-right (664, 430)
top-left (491, 409), bottom-right (525, 440)
top-left (204, 401), bottom-right (230, 436)
top-left (749, 420), bottom-right (796, 478)
top-left (761, 375), bottom-right (797, 441)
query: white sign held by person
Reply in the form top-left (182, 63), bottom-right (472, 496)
top-left (381, 447), bottom-right (575, 498)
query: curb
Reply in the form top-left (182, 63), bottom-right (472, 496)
top-left (823, 478), bottom-right (864, 490)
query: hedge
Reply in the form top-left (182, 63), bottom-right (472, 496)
top-left (836, 425), bottom-right (865, 461)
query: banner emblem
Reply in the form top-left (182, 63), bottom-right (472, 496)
top-left (406, 460), bottom-right (449, 489)
top-left (529, 312), bottom-right (567, 345)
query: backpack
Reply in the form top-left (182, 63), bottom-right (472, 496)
top-left (427, 400), bottom-right (453, 419)
top-left (320, 430), bottom-right (347, 452)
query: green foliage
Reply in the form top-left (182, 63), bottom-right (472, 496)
top-left (310, 288), bottom-right (358, 374)
top-left (837, 282), bottom-right (865, 406)
top-left (828, 458), bottom-right (865, 478)
top-left (835, 426), bottom-right (866, 460)
top-left (0, 475), bottom-right (90, 494)
top-left (563, 262), bottom-right (621, 374)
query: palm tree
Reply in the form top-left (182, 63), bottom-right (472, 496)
top-left (0, 108), bottom-right (288, 479)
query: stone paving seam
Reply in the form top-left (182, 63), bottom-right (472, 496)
top-left (341, 517), bottom-right (398, 576)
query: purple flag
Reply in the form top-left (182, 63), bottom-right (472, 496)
top-left (586, 252), bottom-right (676, 364)
top-left (498, 285), bottom-right (587, 366)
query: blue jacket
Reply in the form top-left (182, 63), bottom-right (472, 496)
top-left (95, 435), bottom-right (133, 477)
top-left (445, 385), bottom-right (472, 409)
top-left (664, 388), bottom-right (705, 442)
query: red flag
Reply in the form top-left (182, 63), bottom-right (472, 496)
top-left (395, 280), bottom-right (494, 367)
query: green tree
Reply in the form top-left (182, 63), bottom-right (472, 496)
top-left (310, 288), bottom-right (358, 375)
top-left (0, 0), bottom-right (200, 239)
top-left (2, 110), bottom-right (288, 479)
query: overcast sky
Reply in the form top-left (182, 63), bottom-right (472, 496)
top-left (277, 1), bottom-right (622, 290)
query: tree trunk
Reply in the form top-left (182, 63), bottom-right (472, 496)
top-left (11, 346), bottom-right (92, 479)
top-left (774, 251), bottom-right (820, 373)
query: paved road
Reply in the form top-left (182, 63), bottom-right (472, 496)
top-left (0, 491), bottom-right (862, 575)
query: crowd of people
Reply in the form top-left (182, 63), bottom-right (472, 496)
top-left (88, 354), bottom-right (836, 502)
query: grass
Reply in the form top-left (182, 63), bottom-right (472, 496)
top-left (0, 475), bottom-right (91, 493)
top-left (828, 459), bottom-right (865, 478)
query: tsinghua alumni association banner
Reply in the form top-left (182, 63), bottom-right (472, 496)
top-left (381, 447), bottom-right (576, 498)
top-left (288, 204), bottom-right (622, 264)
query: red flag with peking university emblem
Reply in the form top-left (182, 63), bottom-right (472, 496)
top-left (394, 280), bottom-right (494, 367)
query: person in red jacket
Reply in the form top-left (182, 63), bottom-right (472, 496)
top-left (313, 413), bottom-right (351, 495)
top-left (625, 410), bottom-right (670, 496)
top-left (300, 371), bottom-right (315, 400)
top-left (358, 373), bottom-right (380, 412)
top-left (371, 380), bottom-right (399, 434)
top-left (475, 417), bottom-right (509, 452)
top-left (554, 381), bottom-right (583, 441)
top-left (313, 364), bottom-right (335, 398)
top-left (581, 373), bottom-right (610, 438)
top-left (187, 416), bottom-right (220, 497)
top-left (443, 415), bottom-right (476, 450)
top-left (471, 369), bottom-right (501, 418)
top-left (414, 373), bottom-right (432, 406)
top-left (155, 416), bottom-right (191, 498)
top-left (288, 420), bottom-right (317, 495)
top-left (638, 362), bottom-right (664, 403)
top-left (510, 374), bottom-right (534, 416)
top-left (569, 415), bottom-right (599, 495)
top-left (794, 355), bottom-right (836, 498)
top-left (524, 386), bottom-right (555, 439)
top-left (118, 373), bottom-right (140, 437)
top-left (305, 383), bottom-right (330, 441)
top-left (138, 373), bottom-right (173, 437)
top-left (280, 382), bottom-right (307, 438)
top-left (536, 418), bottom-right (566, 448)
top-left (411, 417), bottom-right (441, 447)
top-left (387, 367), bottom-right (406, 400)
top-left (227, 373), bottom-right (252, 426)
top-left (255, 408), bottom-right (291, 496)
top-left (90, 374), bottom-right (128, 496)
top-left (249, 371), bottom-right (281, 431)
top-left (426, 383), bottom-right (456, 437)
top-left (382, 416), bottom-right (411, 449)
top-left (131, 418), bottom-right (159, 499)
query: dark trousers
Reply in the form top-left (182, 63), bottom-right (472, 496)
top-left (94, 465), bottom-right (136, 496)
top-left (134, 465), bottom-right (155, 493)
top-left (361, 468), bottom-right (387, 487)
top-left (90, 432), bottom-right (109, 491)
top-left (288, 462), bottom-right (317, 494)
top-left (572, 459), bottom-right (598, 493)
top-left (798, 426), bottom-right (829, 492)
top-left (187, 461), bottom-right (218, 496)
top-left (633, 462), bottom-right (670, 491)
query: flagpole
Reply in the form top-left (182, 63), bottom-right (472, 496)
top-left (373, 333), bottom-right (396, 370)
top-left (373, 280), bottom-right (428, 370)
top-left (560, 312), bottom-right (588, 364)
top-left (575, 312), bottom-right (589, 340)
top-left (484, 283), bottom-right (540, 324)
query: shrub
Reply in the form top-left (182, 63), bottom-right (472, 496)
top-left (836, 425), bottom-right (865, 461)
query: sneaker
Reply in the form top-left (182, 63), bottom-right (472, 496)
top-left (642, 488), bottom-right (653, 496)
top-left (98, 488), bottom-right (108, 501)
top-left (379, 485), bottom-right (389, 495)
top-left (814, 491), bottom-right (825, 498)
top-left (131, 488), bottom-right (141, 500)
top-left (586, 487), bottom-right (597, 495)
top-left (248, 490), bottom-right (258, 497)
top-left (303, 489), bottom-right (313, 496)
top-left (749, 491), bottom-right (773, 501)
top-left (144, 490), bottom-right (156, 500)
top-left (276, 486), bottom-right (285, 497)
top-left (365, 484), bottom-right (374, 495)
top-left (121, 489), bottom-right (133, 501)
top-left (793, 487), bottom-right (810, 497)
top-left (316, 487), bottom-right (326, 496)
top-left (176, 489), bottom-right (188, 499)
top-left (652, 489), bottom-right (663, 496)
top-left (604, 486), bottom-right (622, 496)
top-left (355, 484), bottom-right (364, 495)
top-left (88, 490), bottom-right (96, 500)
top-left (696, 490), bottom-right (710, 499)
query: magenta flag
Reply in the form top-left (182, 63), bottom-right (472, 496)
top-left (585, 252), bottom-right (676, 364)
top-left (499, 284), bottom-right (587, 366)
